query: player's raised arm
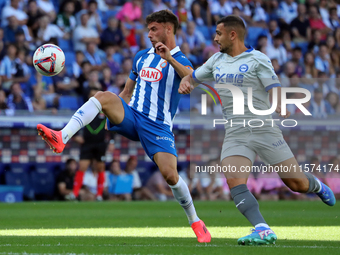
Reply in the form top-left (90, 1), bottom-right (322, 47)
top-left (179, 53), bottom-right (218, 94)
top-left (155, 42), bottom-right (193, 78)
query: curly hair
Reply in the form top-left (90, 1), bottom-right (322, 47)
top-left (146, 10), bottom-right (179, 35)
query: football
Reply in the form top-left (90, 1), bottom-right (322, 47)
top-left (33, 44), bottom-right (65, 76)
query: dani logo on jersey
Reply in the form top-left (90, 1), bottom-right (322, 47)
top-left (140, 67), bottom-right (163, 82)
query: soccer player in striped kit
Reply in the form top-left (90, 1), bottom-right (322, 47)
top-left (37, 10), bottom-right (211, 243)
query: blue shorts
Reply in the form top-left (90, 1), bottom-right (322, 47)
top-left (106, 97), bottom-right (177, 160)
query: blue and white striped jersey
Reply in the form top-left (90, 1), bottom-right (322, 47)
top-left (129, 46), bottom-right (193, 130)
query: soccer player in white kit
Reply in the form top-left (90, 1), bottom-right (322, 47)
top-left (179, 15), bottom-right (335, 245)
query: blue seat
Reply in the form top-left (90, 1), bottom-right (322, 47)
top-left (197, 25), bottom-right (211, 41)
top-left (245, 27), bottom-right (268, 47)
top-left (64, 51), bottom-right (75, 69)
top-left (58, 38), bottom-right (72, 52)
top-left (296, 42), bottom-right (309, 54)
top-left (59, 96), bottom-right (79, 110)
top-left (31, 169), bottom-right (55, 200)
top-left (210, 25), bottom-right (217, 36)
top-left (102, 9), bottom-right (119, 25)
top-left (178, 95), bottom-right (191, 112)
top-left (5, 164), bottom-right (33, 200)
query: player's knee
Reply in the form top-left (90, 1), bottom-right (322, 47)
top-left (94, 91), bottom-right (119, 109)
top-left (226, 178), bottom-right (246, 189)
top-left (162, 170), bottom-right (179, 186)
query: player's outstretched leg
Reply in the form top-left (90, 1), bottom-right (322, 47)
top-left (223, 156), bottom-right (277, 246)
top-left (38, 92), bottom-right (124, 153)
top-left (276, 158), bottom-right (336, 206)
top-left (37, 97), bottom-right (102, 153)
top-left (154, 152), bottom-right (211, 243)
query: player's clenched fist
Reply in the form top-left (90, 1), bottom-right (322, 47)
top-left (179, 80), bottom-right (194, 94)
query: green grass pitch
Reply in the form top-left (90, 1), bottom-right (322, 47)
top-left (0, 201), bottom-right (339, 255)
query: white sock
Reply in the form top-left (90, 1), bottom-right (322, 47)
top-left (255, 223), bottom-right (270, 229)
top-left (316, 179), bottom-right (322, 193)
top-left (169, 176), bottom-right (200, 225)
top-left (61, 97), bottom-right (102, 143)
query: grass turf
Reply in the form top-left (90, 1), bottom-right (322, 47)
top-left (0, 201), bottom-right (338, 255)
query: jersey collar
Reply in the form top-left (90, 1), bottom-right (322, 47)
top-left (147, 46), bottom-right (180, 55)
top-left (245, 45), bottom-right (254, 52)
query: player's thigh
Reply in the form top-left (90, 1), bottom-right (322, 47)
top-left (94, 91), bottom-right (125, 125)
top-left (273, 157), bottom-right (309, 193)
top-left (136, 115), bottom-right (178, 165)
top-left (252, 127), bottom-right (294, 166)
top-left (221, 156), bottom-right (252, 189)
top-left (105, 97), bottom-right (139, 141)
top-left (154, 152), bottom-right (179, 185)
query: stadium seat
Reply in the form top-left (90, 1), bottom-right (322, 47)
top-left (59, 96), bottom-right (79, 110)
top-left (5, 164), bottom-right (34, 200)
top-left (178, 95), bottom-right (191, 112)
top-left (245, 27), bottom-right (268, 47)
top-left (58, 38), bottom-right (72, 52)
top-left (51, 0), bottom-right (59, 12)
top-left (30, 167), bottom-right (55, 200)
top-left (64, 51), bottom-right (75, 69)
top-left (102, 9), bottom-right (119, 24)
top-left (197, 25), bottom-right (211, 41)
top-left (296, 42), bottom-right (309, 54)
top-left (210, 25), bottom-right (217, 36)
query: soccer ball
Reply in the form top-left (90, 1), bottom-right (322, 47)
top-left (33, 44), bottom-right (65, 76)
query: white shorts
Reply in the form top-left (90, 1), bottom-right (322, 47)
top-left (221, 126), bottom-right (294, 165)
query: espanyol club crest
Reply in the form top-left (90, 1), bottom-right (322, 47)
top-left (160, 61), bottom-right (167, 68)
top-left (239, 64), bottom-right (248, 72)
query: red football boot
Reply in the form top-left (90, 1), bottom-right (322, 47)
top-left (37, 124), bottom-right (65, 153)
top-left (191, 220), bottom-right (211, 243)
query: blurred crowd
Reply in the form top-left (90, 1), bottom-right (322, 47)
top-left (0, 0), bottom-right (340, 118)
top-left (57, 155), bottom-right (340, 201)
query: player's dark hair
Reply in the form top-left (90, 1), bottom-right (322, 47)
top-left (146, 10), bottom-right (179, 35)
top-left (216, 15), bottom-right (246, 41)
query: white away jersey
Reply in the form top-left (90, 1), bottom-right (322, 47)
top-left (129, 46), bottom-right (193, 130)
top-left (193, 47), bottom-right (281, 122)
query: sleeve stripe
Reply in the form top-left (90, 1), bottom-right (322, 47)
top-left (192, 70), bottom-right (201, 83)
top-left (265, 83), bottom-right (281, 92)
